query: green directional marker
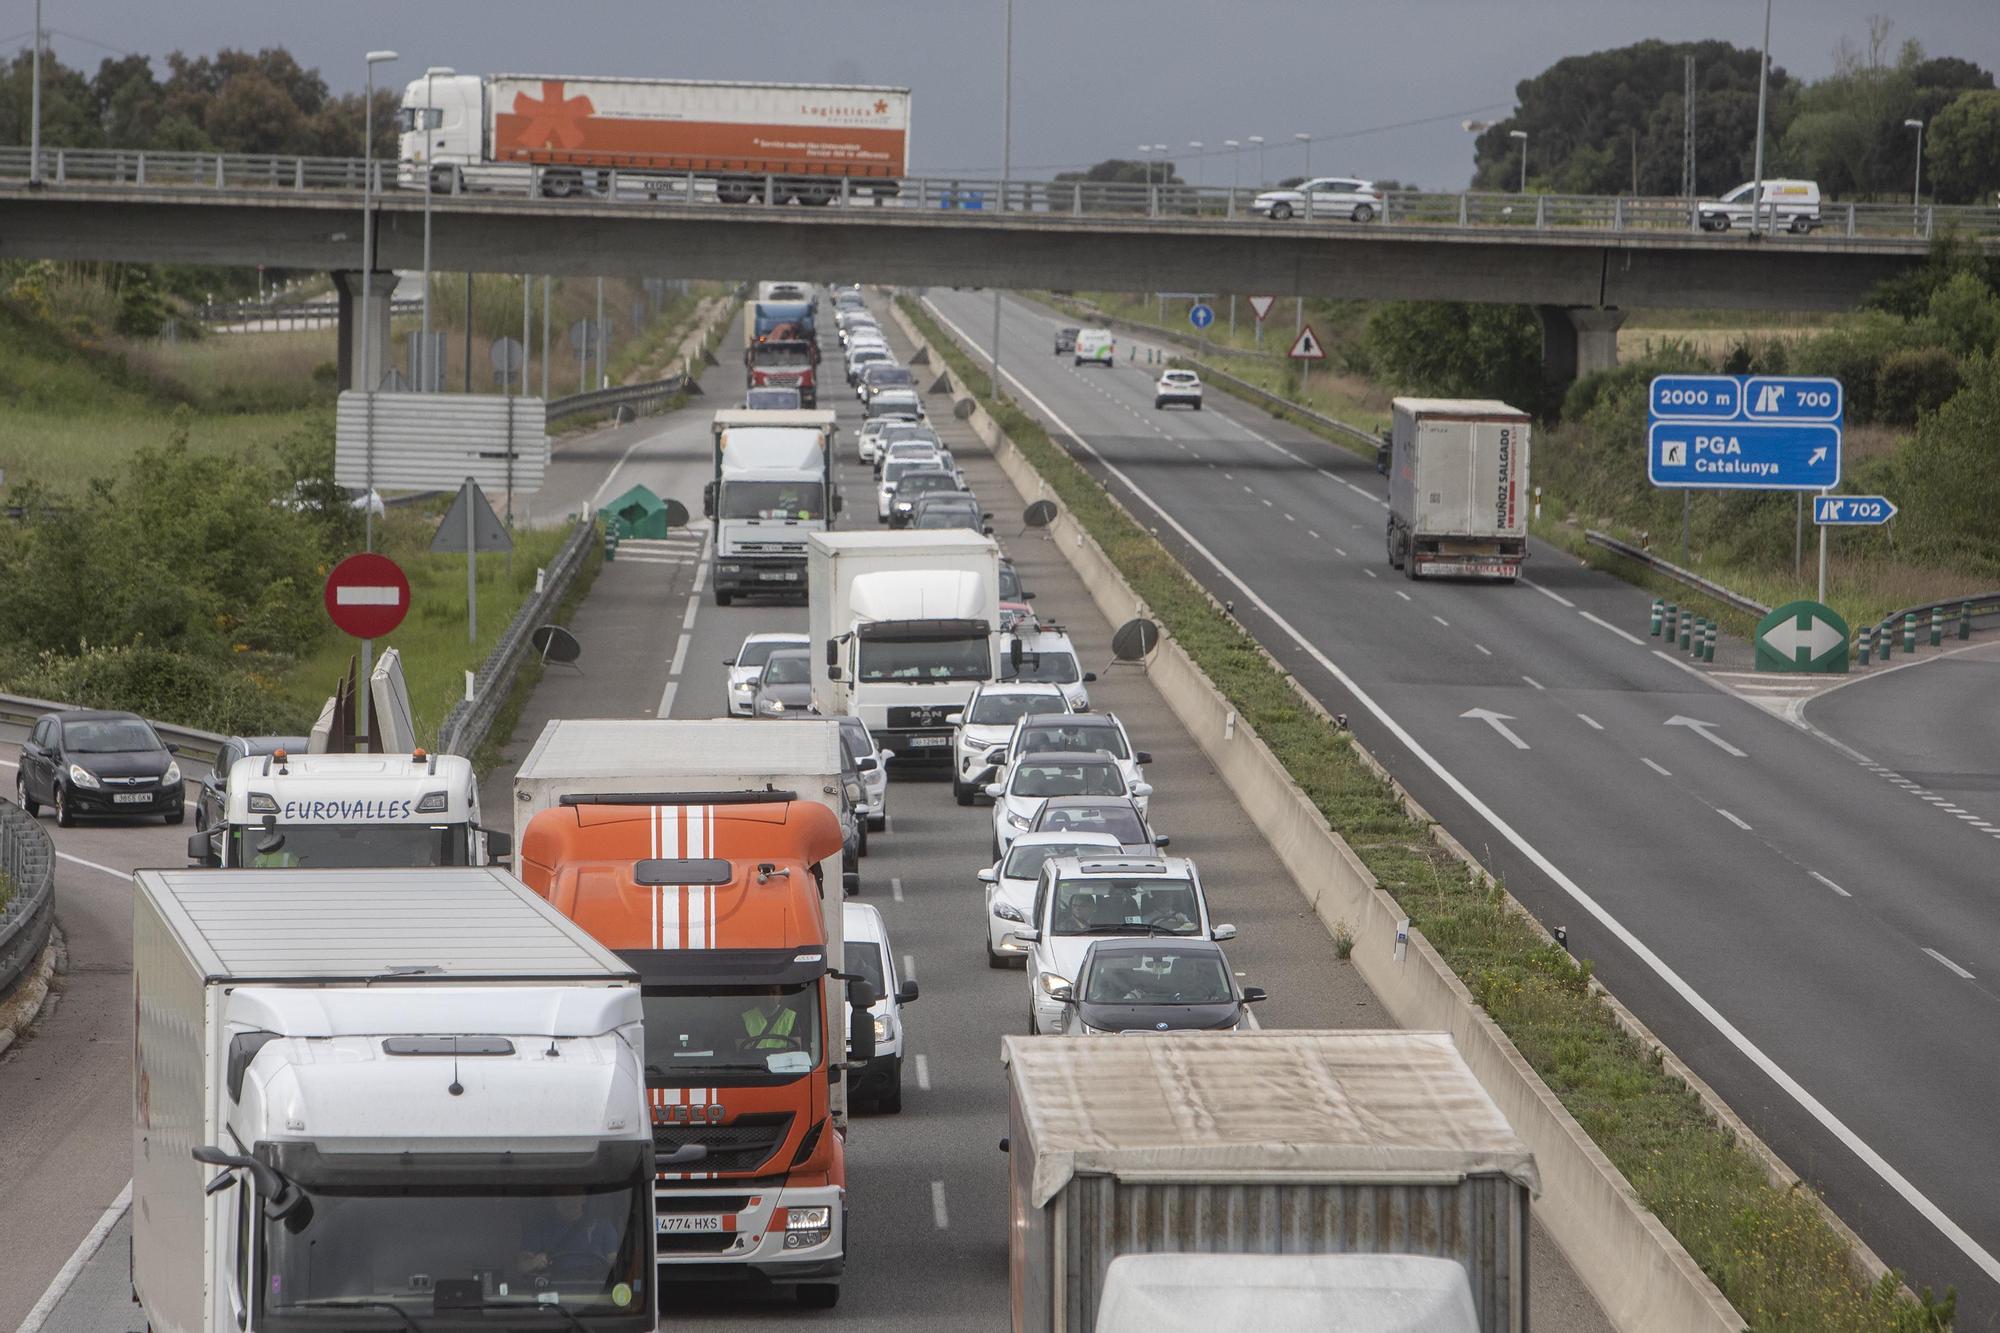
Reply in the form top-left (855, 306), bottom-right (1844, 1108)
top-left (1753, 599), bottom-right (1850, 674)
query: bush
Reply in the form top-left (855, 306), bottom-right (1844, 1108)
top-left (1925, 271), bottom-right (2000, 360)
top-left (1874, 347), bottom-right (1962, 425)
top-left (2, 643), bottom-right (310, 734)
top-left (1364, 301), bottom-right (1549, 415)
top-left (113, 267), bottom-right (171, 338)
top-left (1895, 350), bottom-right (2000, 572)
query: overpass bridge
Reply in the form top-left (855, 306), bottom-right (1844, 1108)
top-left (2, 146), bottom-right (1988, 387)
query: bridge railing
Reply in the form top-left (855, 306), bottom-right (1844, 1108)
top-left (2, 145), bottom-right (1995, 241)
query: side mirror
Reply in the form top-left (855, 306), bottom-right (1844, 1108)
top-left (1131, 782), bottom-right (1153, 798)
top-left (825, 638), bottom-right (839, 666)
top-left (897, 982), bottom-right (919, 1004)
top-left (482, 830), bottom-right (512, 862)
top-left (832, 493), bottom-right (845, 513)
top-left (847, 981), bottom-right (878, 1063)
top-left (982, 525), bottom-right (995, 537)
top-left (842, 869), bottom-right (860, 896)
top-left (1153, 835), bottom-right (1171, 849)
top-left (1211, 923), bottom-right (1237, 942)
top-left (828, 666), bottom-right (843, 681)
top-left (1048, 980), bottom-right (1074, 1004)
top-left (1014, 928), bottom-right (1041, 944)
top-left (724, 656), bottom-right (738, 666)
top-left (984, 746), bottom-right (1008, 764)
top-left (701, 481), bottom-right (717, 518)
top-left (976, 867), bottom-right (999, 884)
top-left (1082, 671), bottom-right (1097, 682)
top-left (983, 783), bottom-right (1005, 799)
top-left (856, 757), bottom-right (879, 773)
top-left (1241, 986), bottom-right (1268, 1004)
top-left (1134, 751), bottom-right (1152, 765)
top-left (187, 831), bottom-right (213, 866)
top-left (879, 748), bottom-right (895, 762)
top-left (165, 743), bottom-right (182, 755)
top-left (1021, 591), bottom-right (1036, 601)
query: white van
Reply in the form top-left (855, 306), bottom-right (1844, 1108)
top-left (1073, 328), bottom-right (1116, 367)
top-left (1699, 179), bottom-right (1821, 234)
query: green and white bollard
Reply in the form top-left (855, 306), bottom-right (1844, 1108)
top-left (1858, 627), bottom-right (1873, 666)
top-left (1904, 612), bottom-right (1918, 653)
top-left (1961, 601), bottom-right (1975, 641)
top-left (1704, 621), bottom-right (1717, 662)
top-left (1649, 599), bottom-right (1664, 636)
top-left (1680, 614), bottom-right (1693, 652)
top-left (1663, 603), bottom-right (1679, 643)
top-left (1880, 621), bottom-right (1893, 660)
top-left (604, 519), bottom-right (621, 562)
top-left (1930, 606), bottom-right (1944, 647)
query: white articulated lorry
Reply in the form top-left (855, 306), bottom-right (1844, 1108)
top-left (189, 748), bottom-right (505, 868)
top-left (1383, 397), bottom-right (1532, 581)
top-left (704, 409), bottom-right (840, 606)
top-left (807, 530), bottom-right (1001, 764)
top-left (132, 866), bottom-right (661, 1333)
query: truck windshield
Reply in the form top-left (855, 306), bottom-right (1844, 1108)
top-left (259, 1146), bottom-right (650, 1330)
top-left (721, 481), bottom-right (824, 521)
top-left (857, 637), bottom-right (991, 682)
top-left (228, 823), bottom-right (466, 868)
top-left (751, 344), bottom-right (814, 368)
top-left (641, 987), bottom-right (823, 1078)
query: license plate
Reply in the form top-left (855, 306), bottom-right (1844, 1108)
top-left (908, 734), bottom-right (951, 747)
top-left (657, 1214), bottom-right (727, 1234)
top-left (113, 793), bottom-right (152, 804)
top-left (758, 571), bottom-right (798, 582)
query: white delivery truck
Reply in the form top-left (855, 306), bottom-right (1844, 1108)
top-left (807, 530), bottom-right (1001, 764)
top-left (132, 866), bottom-right (660, 1333)
top-left (1384, 397), bottom-right (1532, 581)
top-left (704, 409), bottom-right (840, 606)
top-left (189, 748), bottom-right (503, 868)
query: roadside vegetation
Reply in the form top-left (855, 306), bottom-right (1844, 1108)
top-left (902, 294), bottom-right (1953, 1331)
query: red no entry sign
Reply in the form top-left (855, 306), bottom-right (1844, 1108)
top-left (324, 552), bottom-right (411, 639)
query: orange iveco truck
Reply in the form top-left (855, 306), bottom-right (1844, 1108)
top-left (516, 722), bottom-right (874, 1310)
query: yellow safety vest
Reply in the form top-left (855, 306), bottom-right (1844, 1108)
top-left (743, 1005), bottom-right (798, 1047)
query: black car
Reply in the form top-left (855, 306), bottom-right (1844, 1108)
top-left (1054, 326), bottom-right (1079, 355)
top-left (910, 494), bottom-right (991, 533)
top-left (196, 734), bottom-right (310, 834)
top-left (16, 709), bottom-right (185, 827)
top-left (886, 470), bottom-right (966, 527)
top-left (1052, 937), bottom-right (1265, 1035)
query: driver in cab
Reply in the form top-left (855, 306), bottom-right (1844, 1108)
top-left (517, 1188), bottom-right (621, 1286)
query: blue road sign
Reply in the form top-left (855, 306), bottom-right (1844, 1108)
top-left (1813, 494), bottom-right (1897, 526)
top-left (1647, 421), bottom-right (1842, 491)
top-left (1188, 303), bottom-right (1215, 329)
top-left (1650, 375), bottom-right (1742, 420)
top-left (1743, 376), bottom-right (1842, 422)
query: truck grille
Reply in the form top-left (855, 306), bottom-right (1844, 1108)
top-left (888, 703), bottom-right (956, 730)
top-left (657, 1194), bottom-right (753, 1214)
top-left (653, 1112), bottom-right (794, 1175)
top-left (657, 1232), bottom-right (739, 1255)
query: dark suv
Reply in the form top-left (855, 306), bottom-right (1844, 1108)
top-left (1053, 326), bottom-right (1079, 355)
top-left (16, 710), bottom-right (185, 826)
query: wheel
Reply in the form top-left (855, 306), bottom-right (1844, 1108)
top-left (987, 937), bottom-right (1010, 969)
top-left (857, 823), bottom-right (869, 858)
top-left (878, 1062), bottom-right (903, 1114)
top-left (1269, 201), bottom-right (1294, 221)
top-left (1192, 399), bottom-right (1202, 410)
top-left (1789, 215), bottom-right (1812, 234)
top-left (867, 813), bottom-right (887, 833)
top-left (953, 778), bottom-right (972, 806)
top-left (1352, 203), bottom-right (1375, 222)
top-left (165, 807), bottom-right (185, 826)
top-left (1153, 398), bottom-right (1165, 410)
top-left (714, 591), bottom-right (733, 607)
top-left (54, 784), bottom-right (75, 828)
top-left (796, 1284), bottom-right (840, 1310)
top-left (1709, 215), bottom-right (1730, 232)
top-left (16, 772), bottom-right (38, 816)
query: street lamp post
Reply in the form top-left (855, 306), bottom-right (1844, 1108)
top-left (1294, 132), bottom-right (1312, 178)
top-left (1904, 117), bottom-right (1925, 233)
top-left (1750, 0), bottom-right (1773, 235)
top-left (1225, 139), bottom-right (1240, 191)
top-left (1138, 144), bottom-right (1154, 189)
top-left (1248, 135), bottom-right (1265, 185)
top-left (1509, 129), bottom-right (1528, 193)
top-left (359, 49), bottom-right (398, 552)
top-left (419, 65), bottom-right (455, 392)
top-left (28, 0), bottom-right (42, 185)
top-left (1188, 141), bottom-right (1203, 191)
top-left (992, 0), bottom-right (1013, 399)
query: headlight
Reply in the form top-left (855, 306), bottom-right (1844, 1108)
top-left (993, 901), bottom-right (1025, 923)
top-left (785, 1206), bottom-right (831, 1230)
top-left (872, 1014), bottom-right (894, 1043)
top-left (731, 679), bottom-right (753, 695)
top-left (1037, 972), bottom-right (1072, 997)
top-left (164, 760), bottom-right (182, 785)
top-left (762, 699), bottom-right (786, 714)
top-left (1005, 810), bottom-right (1031, 830)
top-left (67, 763), bottom-right (102, 789)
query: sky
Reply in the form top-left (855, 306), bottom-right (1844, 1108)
top-left (20, 1), bottom-right (2000, 189)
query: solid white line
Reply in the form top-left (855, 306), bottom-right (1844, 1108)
top-left (1577, 713), bottom-right (1602, 730)
top-left (1809, 871), bottom-right (1852, 898)
top-left (668, 633), bottom-right (690, 678)
top-left (1579, 610), bottom-right (1647, 647)
top-left (1642, 758), bottom-right (1672, 777)
top-left (890, 876), bottom-right (904, 903)
top-left (1522, 579), bottom-right (1575, 607)
top-left (58, 850), bottom-right (128, 879)
top-left (1923, 948), bottom-right (1975, 980)
top-left (17, 1181), bottom-right (132, 1333)
top-left (1521, 675), bottom-right (1545, 691)
top-left (926, 292), bottom-right (2000, 1288)
top-left (1717, 808), bottom-right (1752, 831)
top-left (914, 1053), bottom-right (931, 1090)
top-left (930, 1180), bottom-right (950, 1229)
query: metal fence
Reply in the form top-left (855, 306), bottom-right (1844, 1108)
top-left (0, 800), bottom-right (56, 1004)
top-left (3, 145), bottom-right (1994, 243)
top-left (544, 372), bottom-right (695, 425)
top-left (1170, 356), bottom-right (1383, 452)
top-left (433, 515), bottom-right (599, 758)
top-left (1584, 531), bottom-right (1773, 617)
top-left (197, 299), bottom-right (423, 324)
top-left (1866, 591), bottom-right (2000, 649)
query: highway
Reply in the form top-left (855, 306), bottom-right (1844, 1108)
top-left (6, 310), bottom-right (1611, 1331)
top-left (925, 288), bottom-right (2000, 1324)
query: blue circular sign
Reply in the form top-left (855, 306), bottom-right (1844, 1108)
top-left (1188, 303), bottom-right (1215, 329)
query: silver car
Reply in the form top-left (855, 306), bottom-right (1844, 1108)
top-left (725, 632), bottom-right (810, 717)
top-left (752, 647), bottom-right (817, 717)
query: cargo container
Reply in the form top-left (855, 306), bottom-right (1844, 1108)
top-left (1385, 398), bottom-right (1531, 581)
top-left (1002, 1030), bottom-right (1538, 1333)
top-left (399, 74), bottom-right (910, 202)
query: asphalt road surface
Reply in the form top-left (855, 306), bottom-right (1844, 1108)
top-left (6, 307), bottom-right (1610, 1332)
top-left (927, 288), bottom-right (2000, 1325)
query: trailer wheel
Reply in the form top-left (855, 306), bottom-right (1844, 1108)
top-left (540, 168), bottom-right (583, 199)
top-left (1385, 518), bottom-right (1403, 570)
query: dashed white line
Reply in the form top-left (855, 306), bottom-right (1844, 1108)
top-left (1333, 547), bottom-right (1348, 557)
top-left (930, 1180), bottom-right (950, 1229)
top-left (1809, 871), bottom-right (1852, 898)
top-left (1284, 512), bottom-right (1296, 523)
top-left (1261, 498), bottom-right (1273, 508)
top-left (1395, 590), bottom-right (1412, 602)
top-left (1521, 675), bottom-right (1546, 691)
top-left (1579, 610), bottom-right (1647, 647)
top-left (1432, 615), bottom-right (1450, 627)
top-left (667, 633), bottom-right (690, 678)
top-left (1308, 530), bottom-right (1321, 539)
top-left (681, 599), bottom-right (699, 631)
top-left (1363, 569), bottom-right (1378, 579)
top-left (890, 875), bottom-right (904, 902)
top-left (1240, 484), bottom-right (1252, 494)
top-left (1522, 579), bottom-right (1575, 608)
top-left (1717, 808), bottom-right (1752, 831)
top-left (1577, 713), bottom-right (1603, 730)
top-left (656, 683), bottom-right (678, 718)
top-left (1642, 757), bottom-right (1672, 776)
top-left (1476, 644), bottom-right (1494, 657)
top-left (1923, 948), bottom-right (1975, 980)
top-left (914, 1053), bottom-right (931, 1090)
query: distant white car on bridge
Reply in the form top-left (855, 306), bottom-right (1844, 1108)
top-left (1251, 177), bottom-right (1384, 223)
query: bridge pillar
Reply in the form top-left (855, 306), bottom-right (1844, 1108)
top-left (331, 270), bottom-right (396, 392)
top-left (1535, 305), bottom-right (1626, 391)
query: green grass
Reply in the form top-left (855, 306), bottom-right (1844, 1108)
top-left (901, 294), bottom-right (1953, 1332)
top-left (273, 510), bottom-right (584, 749)
top-left (0, 869), bottom-right (14, 912)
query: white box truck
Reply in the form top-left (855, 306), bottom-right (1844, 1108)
top-left (1003, 1031), bottom-right (1539, 1333)
top-left (1384, 398), bottom-right (1531, 581)
top-left (703, 409), bottom-right (840, 606)
top-left (807, 530), bottom-right (1000, 763)
top-left (132, 866), bottom-right (658, 1333)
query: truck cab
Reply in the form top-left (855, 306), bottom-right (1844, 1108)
top-left (520, 795), bottom-right (874, 1309)
top-left (396, 73), bottom-right (488, 192)
top-left (190, 748), bottom-right (504, 869)
top-left (705, 409), bottom-right (840, 606)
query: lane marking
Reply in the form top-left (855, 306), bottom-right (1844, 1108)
top-left (926, 293), bottom-right (2000, 1286)
top-left (890, 876), bottom-right (904, 902)
top-left (1363, 569), bottom-right (1378, 579)
top-left (59, 850), bottom-right (128, 880)
top-left (681, 599), bottom-right (699, 631)
top-left (1579, 610), bottom-right (1647, 647)
top-left (1718, 808), bottom-right (1752, 831)
top-left (1521, 675), bottom-right (1546, 691)
top-left (1283, 513), bottom-right (1297, 523)
top-left (1333, 547), bottom-right (1348, 558)
top-left (902, 953), bottom-right (917, 984)
top-left (1810, 871), bottom-right (1852, 898)
top-left (1522, 579), bottom-right (1575, 607)
top-left (668, 633), bottom-right (690, 678)
top-left (17, 1181), bottom-right (132, 1333)
top-left (914, 1053), bottom-right (931, 1090)
top-left (656, 683), bottom-right (679, 719)
top-left (1476, 644), bottom-right (1494, 657)
top-left (1308, 530), bottom-right (1321, 540)
top-left (1394, 590), bottom-right (1411, 602)
top-left (588, 428), bottom-right (670, 509)
top-left (1642, 758), bottom-right (1672, 777)
top-left (1923, 948), bottom-right (1975, 980)
top-left (1432, 615), bottom-right (1450, 627)
top-left (1577, 713), bottom-right (1602, 730)
top-left (931, 1180), bottom-right (950, 1229)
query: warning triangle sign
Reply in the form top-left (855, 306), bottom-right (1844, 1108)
top-left (1288, 324), bottom-right (1326, 361)
top-left (430, 478), bottom-right (514, 553)
top-left (1248, 295), bottom-right (1276, 321)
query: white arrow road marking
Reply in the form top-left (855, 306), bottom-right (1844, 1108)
top-left (1461, 708), bottom-right (1529, 750)
top-left (1665, 715), bottom-right (1747, 757)
top-left (334, 585), bottom-right (402, 605)
top-left (1760, 615), bottom-right (1844, 661)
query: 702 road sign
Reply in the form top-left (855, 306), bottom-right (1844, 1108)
top-left (1813, 495), bottom-right (1897, 526)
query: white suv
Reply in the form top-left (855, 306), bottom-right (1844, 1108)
top-left (999, 624), bottom-right (1095, 712)
top-left (948, 682), bottom-right (1071, 805)
top-left (977, 831), bottom-right (1121, 967)
top-left (1251, 176), bottom-right (1383, 223)
top-left (1154, 369), bottom-right (1203, 411)
top-left (987, 751), bottom-right (1149, 859)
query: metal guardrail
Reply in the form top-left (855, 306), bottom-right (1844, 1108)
top-left (0, 692), bottom-right (228, 777)
top-left (1584, 531), bottom-right (1773, 617)
top-left (544, 372), bottom-right (693, 425)
top-left (433, 516), bottom-right (599, 758)
top-left (197, 299), bottom-right (423, 323)
top-left (1174, 356), bottom-right (1383, 452)
top-left (2, 145), bottom-right (1994, 244)
top-left (0, 794), bottom-right (58, 1003)
top-left (1867, 590), bottom-right (2000, 646)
